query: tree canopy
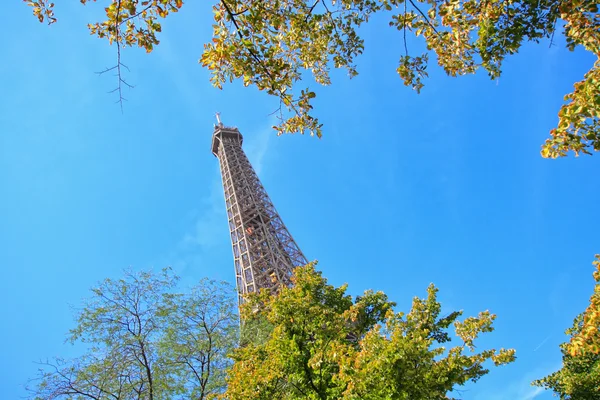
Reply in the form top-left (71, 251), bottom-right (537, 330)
top-left (532, 255), bottom-right (600, 399)
top-left (225, 263), bottom-right (516, 399)
top-left (568, 255), bottom-right (600, 357)
top-left (28, 268), bottom-right (238, 400)
top-left (26, 0), bottom-right (599, 157)
top-left (533, 314), bottom-right (600, 399)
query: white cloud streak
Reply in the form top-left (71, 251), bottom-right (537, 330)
top-left (521, 386), bottom-right (545, 400)
top-left (165, 120), bottom-right (276, 279)
top-left (182, 121), bottom-right (274, 249)
top-left (471, 362), bottom-right (562, 400)
top-left (181, 174), bottom-right (227, 250)
top-left (533, 336), bottom-right (551, 352)
top-left (244, 122), bottom-right (274, 176)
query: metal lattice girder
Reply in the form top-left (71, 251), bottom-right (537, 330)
top-left (211, 123), bottom-right (307, 305)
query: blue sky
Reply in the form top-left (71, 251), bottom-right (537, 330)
top-left (1, 2), bottom-right (599, 399)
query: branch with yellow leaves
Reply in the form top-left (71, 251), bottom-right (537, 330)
top-left (24, 0), bottom-right (56, 24)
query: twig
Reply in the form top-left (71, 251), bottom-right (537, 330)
top-left (230, 7), bottom-right (248, 16)
top-left (122, 5), bottom-right (153, 24)
top-left (404, 0), bottom-right (408, 56)
top-left (305, 0), bottom-right (320, 22)
top-left (95, 0), bottom-right (134, 112)
top-left (220, 0), bottom-right (275, 82)
top-left (548, 7), bottom-right (558, 48)
top-left (221, 0), bottom-right (300, 120)
top-left (96, 65), bottom-right (119, 75)
top-left (115, 0), bottom-right (125, 112)
top-left (408, 0), bottom-right (441, 37)
top-left (320, 0), bottom-right (341, 39)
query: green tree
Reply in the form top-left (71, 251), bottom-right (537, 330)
top-left (225, 263), bottom-right (515, 400)
top-left (28, 268), bottom-right (238, 400)
top-left (532, 255), bottom-right (600, 399)
top-left (532, 314), bottom-right (600, 399)
top-left (26, 0), bottom-right (599, 157)
top-left (568, 255), bottom-right (600, 357)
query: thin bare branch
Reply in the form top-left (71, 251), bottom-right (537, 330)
top-left (404, 0), bottom-right (408, 56)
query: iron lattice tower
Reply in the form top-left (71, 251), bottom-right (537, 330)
top-left (211, 119), bottom-right (307, 305)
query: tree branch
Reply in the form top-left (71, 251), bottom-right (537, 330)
top-left (305, 0), bottom-right (320, 22)
top-left (403, 0), bottom-right (408, 56)
top-left (220, 0), bottom-right (302, 121)
top-left (94, 0), bottom-right (134, 113)
top-left (408, 0), bottom-right (441, 37)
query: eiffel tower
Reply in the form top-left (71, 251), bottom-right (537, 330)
top-left (211, 115), bottom-right (307, 305)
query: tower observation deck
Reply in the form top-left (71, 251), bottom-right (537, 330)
top-left (211, 119), bottom-right (307, 305)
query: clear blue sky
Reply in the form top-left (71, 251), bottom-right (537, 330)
top-left (1, 2), bottom-right (598, 399)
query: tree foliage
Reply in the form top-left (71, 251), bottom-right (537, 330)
top-left (225, 263), bottom-right (515, 400)
top-left (532, 255), bottom-right (600, 399)
top-left (26, 0), bottom-right (599, 157)
top-left (28, 268), bottom-right (238, 400)
top-left (533, 314), bottom-right (600, 399)
top-left (569, 254), bottom-right (600, 357)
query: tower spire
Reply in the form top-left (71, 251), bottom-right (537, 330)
top-left (211, 123), bottom-right (307, 305)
